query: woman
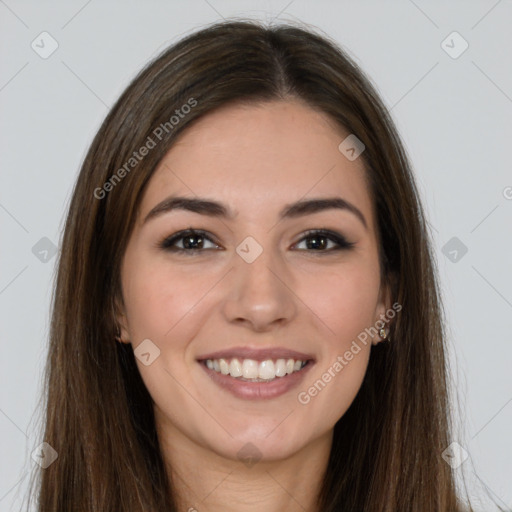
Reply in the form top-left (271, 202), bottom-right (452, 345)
top-left (28, 19), bottom-right (476, 511)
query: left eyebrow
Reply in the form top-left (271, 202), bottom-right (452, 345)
top-left (143, 195), bottom-right (367, 230)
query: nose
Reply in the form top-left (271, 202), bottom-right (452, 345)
top-left (222, 244), bottom-right (297, 332)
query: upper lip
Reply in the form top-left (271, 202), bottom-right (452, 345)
top-left (197, 346), bottom-right (315, 362)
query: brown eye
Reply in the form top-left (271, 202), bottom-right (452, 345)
top-left (159, 229), bottom-right (220, 255)
top-left (293, 229), bottom-right (354, 252)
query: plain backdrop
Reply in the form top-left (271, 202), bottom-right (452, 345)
top-left (1, 1), bottom-right (511, 510)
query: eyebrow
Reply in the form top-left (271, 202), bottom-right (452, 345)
top-left (143, 195), bottom-right (367, 229)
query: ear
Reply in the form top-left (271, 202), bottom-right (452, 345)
top-left (113, 293), bottom-right (131, 344)
top-left (371, 279), bottom-right (393, 346)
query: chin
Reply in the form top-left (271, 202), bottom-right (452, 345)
top-left (205, 417), bottom-right (318, 464)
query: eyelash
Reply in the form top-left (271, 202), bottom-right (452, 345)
top-left (158, 228), bottom-right (355, 256)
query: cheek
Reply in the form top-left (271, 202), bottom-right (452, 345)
top-left (122, 261), bottom-right (206, 405)
top-left (122, 257), bottom-right (207, 343)
top-left (291, 261), bottom-right (380, 424)
top-left (300, 260), bottom-right (381, 344)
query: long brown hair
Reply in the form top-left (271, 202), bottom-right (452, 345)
top-left (26, 19), bottom-right (472, 511)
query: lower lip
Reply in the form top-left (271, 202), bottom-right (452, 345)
top-left (198, 361), bottom-right (315, 400)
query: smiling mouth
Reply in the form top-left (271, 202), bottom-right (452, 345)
top-left (199, 357), bottom-right (311, 382)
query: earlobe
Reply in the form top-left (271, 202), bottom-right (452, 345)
top-left (378, 326), bottom-right (389, 341)
top-left (115, 322), bottom-right (131, 344)
top-left (371, 328), bottom-right (388, 346)
top-left (372, 281), bottom-right (393, 345)
top-left (113, 296), bottom-right (131, 344)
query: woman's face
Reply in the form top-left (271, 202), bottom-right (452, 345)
top-left (117, 99), bottom-right (389, 463)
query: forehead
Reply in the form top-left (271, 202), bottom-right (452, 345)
top-left (140, 100), bottom-right (374, 226)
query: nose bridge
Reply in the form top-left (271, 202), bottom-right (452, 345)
top-left (237, 241), bottom-right (280, 289)
top-left (223, 236), bottom-right (297, 329)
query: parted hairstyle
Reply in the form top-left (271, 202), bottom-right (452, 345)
top-left (26, 19), bottom-right (474, 511)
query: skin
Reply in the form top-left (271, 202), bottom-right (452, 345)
top-left (117, 99), bottom-right (390, 512)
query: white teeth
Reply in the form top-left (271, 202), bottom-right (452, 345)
top-left (258, 360), bottom-right (275, 380)
top-left (229, 358), bottom-right (242, 377)
top-left (204, 357), bottom-right (308, 381)
top-left (242, 359), bottom-right (259, 379)
top-left (275, 359), bottom-right (287, 377)
top-left (219, 358), bottom-right (229, 375)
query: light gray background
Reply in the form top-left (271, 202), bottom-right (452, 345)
top-left (1, 1), bottom-right (511, 510)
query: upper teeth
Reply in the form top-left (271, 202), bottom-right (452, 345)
top-left (205, 358), bottom-right (307, 380)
